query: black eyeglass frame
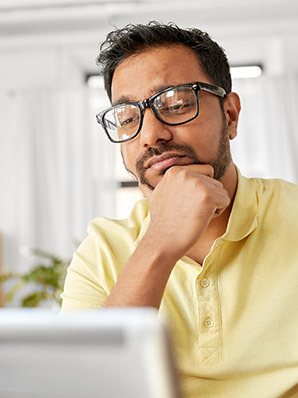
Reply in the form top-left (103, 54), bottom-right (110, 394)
top-left (96, 81), bottom-right (227, 143)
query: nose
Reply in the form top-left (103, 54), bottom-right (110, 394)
top-left (139, 108), bottom-right (173, 147)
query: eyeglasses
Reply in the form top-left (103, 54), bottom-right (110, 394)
top-left (96, 81), bottom-right (226, 143)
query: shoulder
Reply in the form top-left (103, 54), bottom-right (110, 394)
top-left (250, 177), bottom-right (298, 208)
top-left (246, 177), bottom-right (298, 228)
top-left (250, 176), bottom-right (298, 194)
top-left (61, 198), bottom-right (149, 311)
top-left (87, 198), bottom-right (149, 245)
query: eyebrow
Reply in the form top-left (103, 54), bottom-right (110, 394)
top-left (112, 83), bottom-right (178, 106)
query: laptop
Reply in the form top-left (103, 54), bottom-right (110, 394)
top-left (0, 307), bottom-right (181, 398)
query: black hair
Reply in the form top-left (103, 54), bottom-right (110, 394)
top-left (96, 21), bottom-right (232, 101)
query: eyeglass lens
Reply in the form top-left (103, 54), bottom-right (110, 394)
top-left (153, 86), bottom-right (197, 123)
top-left (104, 85), bottom-right (198, 142)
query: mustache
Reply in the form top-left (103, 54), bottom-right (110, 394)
top-left (135, 142), bottom-right (200, 173)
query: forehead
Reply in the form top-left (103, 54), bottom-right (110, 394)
top-left (111, 44), bottom-right (211, 104)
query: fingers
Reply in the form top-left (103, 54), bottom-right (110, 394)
top-left (160, 164), bottom-right (230, 219)
top-left (139, 163), bottom-right (216, 200)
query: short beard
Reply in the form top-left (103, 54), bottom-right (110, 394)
top-left (122, 118), bottom-right (232, 191)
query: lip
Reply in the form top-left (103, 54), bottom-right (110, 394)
top-left (145, 152), bottom-right (186, 171)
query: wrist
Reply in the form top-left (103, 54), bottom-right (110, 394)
top-left (140, 228), bottom-right (183, 266)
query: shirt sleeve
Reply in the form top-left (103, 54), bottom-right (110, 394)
top-left (60, 199), bottom-right (149, 312)
top-left (60, 232), bottom-right (109, 312)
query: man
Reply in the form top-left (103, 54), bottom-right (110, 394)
top-left (62, 22), bottom-right (298, 398)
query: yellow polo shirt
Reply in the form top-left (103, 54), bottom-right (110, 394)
top-left (61, 170), bottom-right (298, 398)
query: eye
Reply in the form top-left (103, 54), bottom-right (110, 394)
top-left (113, 105), bottom-right (140, 129)
top-left (168, 102), bottom-right (192, 112)
top-left (119, 116), bottom-right (138, 126)
top-left (161, 100), bottom-right (195, 115)
top-left (154, 87), bottom-right (197, 116)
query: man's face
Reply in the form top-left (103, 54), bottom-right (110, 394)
top-left (111, 44), bottom-right (236, 195)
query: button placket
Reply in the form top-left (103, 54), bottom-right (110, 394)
top-left (196, 268), bottom-right (222, 364)
top-left (197, 275), bottom-right (217, 334)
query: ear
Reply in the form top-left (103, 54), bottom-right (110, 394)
top-left (223, 92), bottom-right (241, 140)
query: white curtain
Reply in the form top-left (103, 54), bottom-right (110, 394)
top-left (232, 74), bottom-right (298, 183)
top-left (0, 88), bottom-right (116, 272)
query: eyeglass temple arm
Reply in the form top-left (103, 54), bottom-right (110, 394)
top-left (96, 114), bottom-right (117, 129)
top-left (199, 83), bottom-right (226, 98)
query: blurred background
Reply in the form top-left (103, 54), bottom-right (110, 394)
top-left (1, 0), bottom-right (298, 305)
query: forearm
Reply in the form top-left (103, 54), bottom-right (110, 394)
top-left (104, 233), bottom-right (179, 309)
top-left (104, 164), bottom-right (231, 309)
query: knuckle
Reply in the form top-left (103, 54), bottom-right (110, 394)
top-left (168, 167), bottom-right (187, 179)
top-left (198, 186), bottom-right (213, 202)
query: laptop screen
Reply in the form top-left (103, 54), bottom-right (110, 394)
top-left (0, 308), bottom-right (181, 398)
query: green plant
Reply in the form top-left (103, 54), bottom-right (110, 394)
top-left (0, 248), bottom-right (71, 307)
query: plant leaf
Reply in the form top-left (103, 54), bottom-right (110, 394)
top-left (22, 291), bottom-right (48, 307)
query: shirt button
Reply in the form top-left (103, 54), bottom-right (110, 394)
top-left (200, 278), bottom-right (210, 288)
top-left (204, 318), bottom-right (214, 328)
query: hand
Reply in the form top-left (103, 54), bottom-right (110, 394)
top-left (141, 164), bottom-right (230, 260)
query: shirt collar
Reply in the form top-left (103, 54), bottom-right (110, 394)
top-left (221, 167), bottom-right (258, 242)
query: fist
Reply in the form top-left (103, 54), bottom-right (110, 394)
top-left (143, 164), bottom-right (230, 259)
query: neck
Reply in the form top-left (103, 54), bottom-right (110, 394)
top-left (187, 162), bottom-right (238, 265)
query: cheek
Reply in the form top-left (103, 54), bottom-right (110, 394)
top-left (176, 120), bottom-right (210, 146)
top-left (177, 118), bottom-right (223, 157)
top-left (120, 143), bottom-right (136, 174)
